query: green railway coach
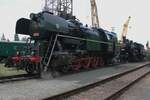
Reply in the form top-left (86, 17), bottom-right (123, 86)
top-left (0, 41), bottom-right (26, 60)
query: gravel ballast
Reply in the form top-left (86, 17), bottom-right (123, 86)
top-left (68, 65), bottom-right (150, 100)
top-left (0, 62), bottom-right (148, 100)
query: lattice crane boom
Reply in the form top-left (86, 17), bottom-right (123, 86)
top-left (90, 0), bottom-right (100, 27)
top-left (43, 0), bottom-right (100, 24)
top-left (121, 16), bottom-right (131, 41)
top-left (43, 0), bottom-right (73, 19)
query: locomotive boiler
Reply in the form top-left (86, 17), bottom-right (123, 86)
top-left (9, 11), bottom-right (120, 75)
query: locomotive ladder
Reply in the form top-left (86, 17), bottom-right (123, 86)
top-left (43, 34), bottom-right (58, 72)
top-left (43, 36), bottom-right (54, 64)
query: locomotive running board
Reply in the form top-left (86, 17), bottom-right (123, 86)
top-left (57, 34), bottom-right (112, 45)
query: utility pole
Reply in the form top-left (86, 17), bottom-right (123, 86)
top-left (43, 0), bottom-right (73, 19)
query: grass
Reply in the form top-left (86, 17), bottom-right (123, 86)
top-left (0, 64), bottom-right (26, 77)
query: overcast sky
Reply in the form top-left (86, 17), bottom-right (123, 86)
top-left (0, 0), bottom-right (149, 46)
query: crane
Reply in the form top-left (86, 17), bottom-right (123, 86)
top-left (43, 0), bottom-right (100, 24)
top-left (120, 16), bottom-right (131, 42)
top-left (43, 0), bottom-right (73, 19)
top-left (90, 0), bottom-right (100, 27)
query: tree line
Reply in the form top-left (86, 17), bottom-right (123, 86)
top-left (1, 34), bottom-right (27, 42)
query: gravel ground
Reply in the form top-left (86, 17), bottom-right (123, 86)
top-left (0, 62), bottom-right (148, 100)
top-left (117, 67), bottom-right (150, 100)
top-left (66, 65), bottom-right (150, 100)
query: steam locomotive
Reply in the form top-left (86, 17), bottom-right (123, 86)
top-left (5, 11), bottom-right (144, 75)
top-left (120, 37), bottom-right (145, 62)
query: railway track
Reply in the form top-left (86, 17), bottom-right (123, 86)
top-left (0, 63), bottom-right (127, 83)
top-left (43, 62), bottom-right (150, 100)
top-left (0, 74), bottom-right (39, 83)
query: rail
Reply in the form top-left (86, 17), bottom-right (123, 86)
top-left (0, 74), bottom-right (39, 83)
top-left (43, 62), bottom-right (150, 100)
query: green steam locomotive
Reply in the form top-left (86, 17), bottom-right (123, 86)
top-left (6, 11), bottom-right (139, 76)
